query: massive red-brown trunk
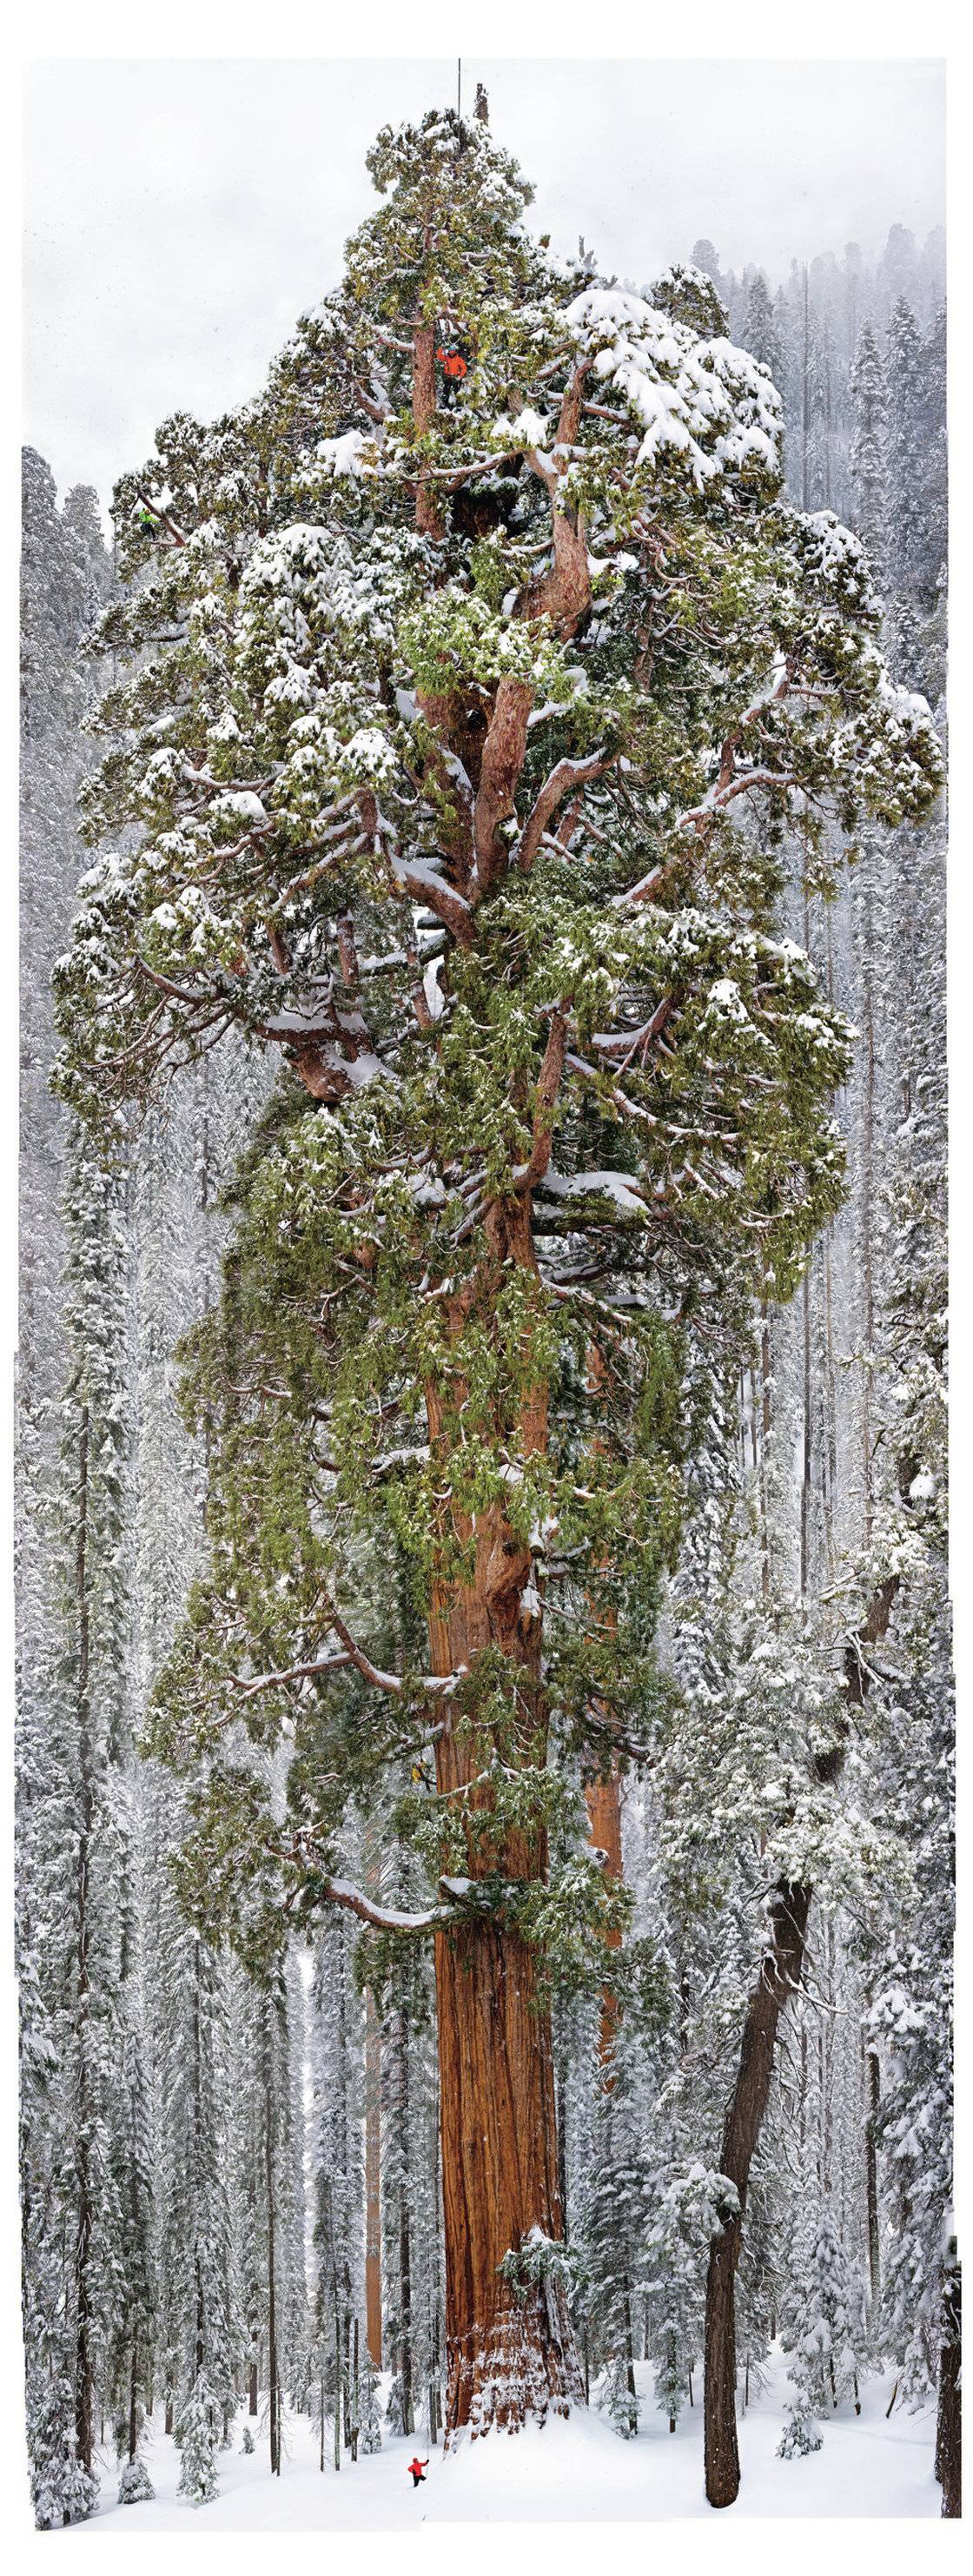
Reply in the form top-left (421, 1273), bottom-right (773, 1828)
top-left (435, 1914), bottom-right (579, 2434)
top-left (414, 323), bottom-right (444, 540)
top-left (585, 1763), bottom-right (623, 2066)
top-left (426, 1196), bottom-right (582, 2437)
top-left (583, 1344), bottom-right (624, 2067)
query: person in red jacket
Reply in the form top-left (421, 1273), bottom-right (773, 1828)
top-left (436, 345), bottom-right (467, 405)
top-left (407, 2455), bottom-right (429, 2487)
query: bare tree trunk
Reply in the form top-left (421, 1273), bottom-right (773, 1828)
top-left (801, 265), bottom-right (810, 513)
top-left (759, 1310), bottom-right (772, 1605)
top-left (860, 882), bottom-right (877, 1547)
top-left (364, 1984), bottom-right (382, 2369)
top-left (397, 2026), bottom-right (414, 2438)
top-left (705, 1882), bottom-right (811, 2507)
top-left (266, 2073), bottom-right (280, 2476)
top-left (936, 2251), bottom-right (961, 2518)
top-left (74, 1402), bottom-right (96, 2476)
top-left (864, 2022), bottom-right (882, 2314)
top-left (800, 1281), bottom-right (811, 1599)
top-left (333, 2281), bottom-right (341, 2472)
top-left (705, 1574), bottom-right (900, 2506)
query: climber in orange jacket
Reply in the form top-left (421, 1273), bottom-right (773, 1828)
top-left (436, 344), bottom-right (467, 404)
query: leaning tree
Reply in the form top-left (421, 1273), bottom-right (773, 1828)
top-left (56, 107), bottom-right (941, 2437)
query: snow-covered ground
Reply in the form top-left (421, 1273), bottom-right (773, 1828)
top-left (64, 2353), bottom-right (938, 2533)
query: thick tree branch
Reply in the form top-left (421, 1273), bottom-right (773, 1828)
top-left (473, 677), bottom-right (534, 887)
top-left (515, 1009), bottom-right (569, 1190)
top-left (516, 752), bottom-right (612, 873)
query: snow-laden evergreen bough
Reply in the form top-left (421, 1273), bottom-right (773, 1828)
top-left (54, 109), bottom-right (943, 2442)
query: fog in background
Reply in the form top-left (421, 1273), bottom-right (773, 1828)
top-left (23, 56), bottom-right (945, 514)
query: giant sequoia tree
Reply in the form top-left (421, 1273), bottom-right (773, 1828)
top-left (56, 109), bottom-right (941, 2438)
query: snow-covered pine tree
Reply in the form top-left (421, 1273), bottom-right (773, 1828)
top-left (156, 1893), bottom-right (237, 2490)
top-left (781, 2199), bottom-right (868, 2423)
top-left (379, 1925), bottom-right (443, 2445)
top-left (865, 790), bottom-right (954, 2501)
top-left (175, 2369), bottom-right (222, 2506)
top-left (584, 2088), bottom-right (649, 2438)
top-left (107, 2008), bottom-right (156, 2497)
top-left (17, 457), bottom-right (116, 2528)
top-left (849, 325), bottom-right (887, 582)
top-left (21, 1136), bottom-right (134, 2522)
top-left (884, 297), bottom-right (930, 662)
top-left (54, 104), bottom-right (942, 2441)
top-left (740, 270), bottom-right (784, 395)
top-left (309, 1913), bottom-right (364, 2467)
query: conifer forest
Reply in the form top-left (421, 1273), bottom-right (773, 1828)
top-left (17, 91), bottom-right (956, 2532)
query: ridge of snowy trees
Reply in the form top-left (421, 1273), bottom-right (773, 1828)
top-left (17, 104), bottom-right (955, 2526)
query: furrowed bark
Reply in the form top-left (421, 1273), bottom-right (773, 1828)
top-left (584, 1340), bottom-right (624, 2070)
top-left (425, 1190), bottom-right (582, 2437)
top-left (525, 366), bottom-right (592, 639)
top-left (586, 1762), bottom-right (623, 2066)
top-left (414, 321), bottom-right (444, 540)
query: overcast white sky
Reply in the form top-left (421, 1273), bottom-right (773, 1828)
top-left (23, 56), bottom-right (945, 516)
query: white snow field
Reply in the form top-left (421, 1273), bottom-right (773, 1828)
top-left (65, 2354), bottom-right (937, 2533)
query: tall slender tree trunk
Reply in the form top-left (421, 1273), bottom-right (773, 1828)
top-left (364, 1986), bottom-right (382, 2371)
top-left (801, 266), bottom-right (810, 512)
top-left (800, 1277), bottom-right (812, 1597)
top-left (864, 2023), bottom-right (882, 2314)
top-left (860, 881), bottom-right (877, 1547)
top-left (705, 1574), bottom-right (899, 2506)
top-left (333, 2280), bottom-right (341, 2472)
top-left (705, 1882), bottom-right (811, 2507)
top-left (397, 2026), bottom-right (414, 2439)
top-left (759, 1309), bottom-right (772, 1605)
top-left (74, 1401), bottom-right (96, 2477)
top-left (936, 2250), bottom-right (961, 2517)
top-left (265, 2071), bottom-right (280, 2475)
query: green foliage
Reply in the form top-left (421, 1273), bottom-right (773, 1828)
top-left (55, 103), bottom-right (942, 2005)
